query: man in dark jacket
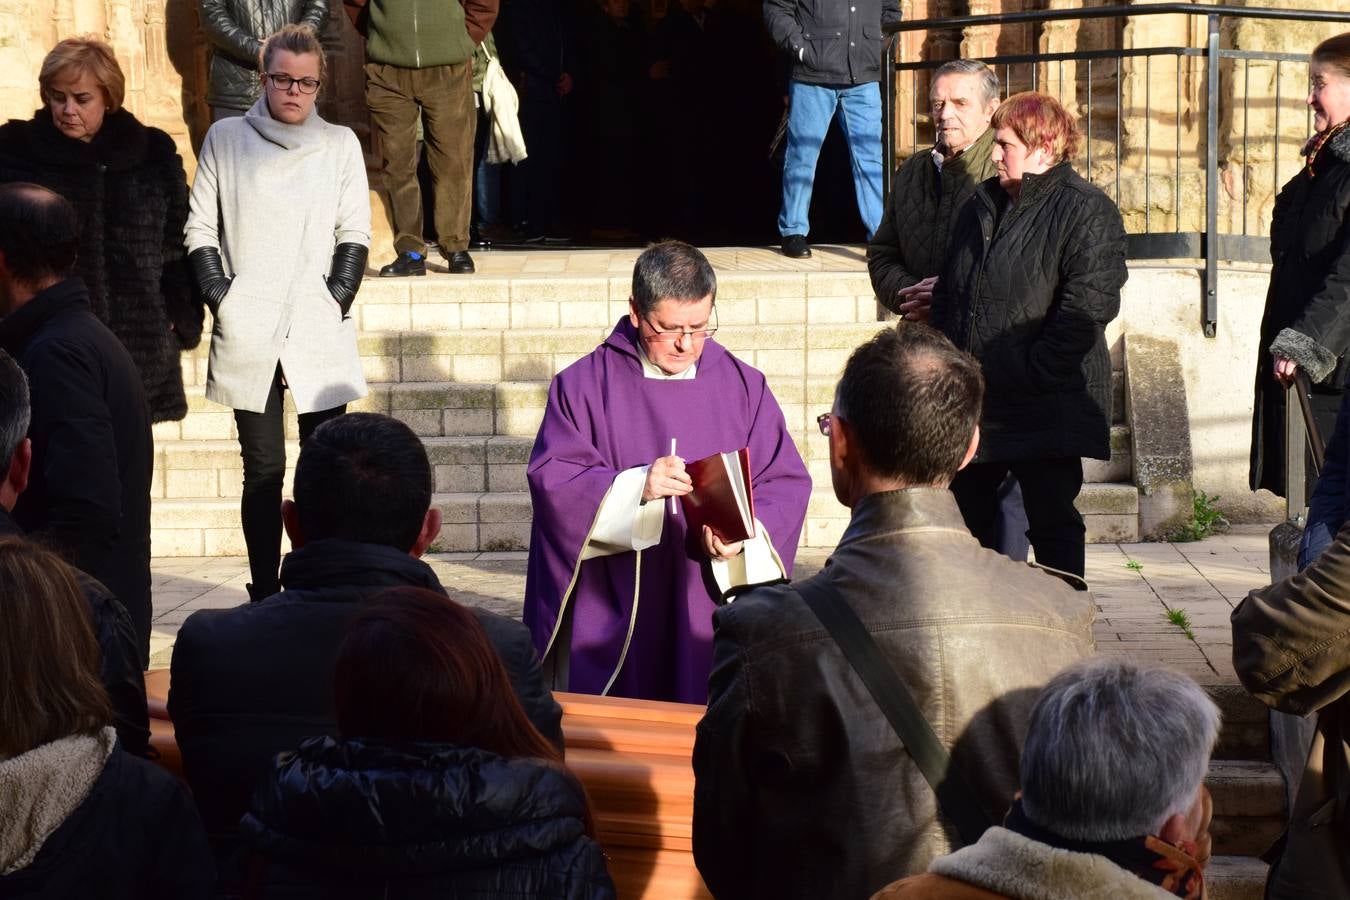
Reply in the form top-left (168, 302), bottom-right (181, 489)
top-left (693, 324), bottom-right (1095, 899)
top-left (198, 0), bottom-right (329, 119)
top-left (764, 0), bottom-right (898, 258)
top-left (0, 348), bottom-right (149, 756)
top-left (345, 0), bottom-right (498, 276)
top-left (169, 412), bottom-right (564, 849)
top-left (0, 183), bottom-right (155, 667)
top-left (867, 59), bottom-right (998, 317)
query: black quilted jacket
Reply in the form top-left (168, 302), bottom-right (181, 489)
top-left (239, 737), bottom-right (617, 899)
top-left (199, 0), bottom-right (329, 111)
top-left (0, 109), bottom-right (202, 423)
top-left (1249, 124), bottom-right (1350, 495)
top-left (868, 126), bottom-right (998, 311)
top-left (931, 163), bottom-right (1126, 463)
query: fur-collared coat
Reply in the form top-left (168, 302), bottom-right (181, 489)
top-left (0, 108), bottom-right (203, 423)
top-left (1251, 124), bottom-right (1350, 495)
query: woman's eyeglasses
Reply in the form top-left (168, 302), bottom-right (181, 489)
top-left (265, 73), bottom-right (321, 94)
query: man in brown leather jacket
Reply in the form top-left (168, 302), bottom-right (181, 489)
top-left (692, 323), bottom-right (1096, 900)
top-left (1232, 528), bottom-right (1350, 899)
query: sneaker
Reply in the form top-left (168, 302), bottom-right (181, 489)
top-left (448, 250), bottom-right (476, 274)
top-left (781, 234), bottom-right (812, 258)
top-left (379, 251), bottom-right (426, 277)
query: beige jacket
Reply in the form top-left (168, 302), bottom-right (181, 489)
top-left (1231, 523), bottom-right (1350, 898)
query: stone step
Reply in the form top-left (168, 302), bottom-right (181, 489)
top-left (177, 322), bottom-right (892, 393)
top-left (1207, 760), bottom-right (1285, 857)
top-left (1081, 425), bottom-right (1133, 484)
top-left (1206, 855), bottom-right (1269, 900)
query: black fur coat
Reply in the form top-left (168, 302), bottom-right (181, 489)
top-left (0, 108), bottom-right (203, 422)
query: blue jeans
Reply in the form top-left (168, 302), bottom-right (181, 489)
top-left (779, 79), bottom-right (884, 239)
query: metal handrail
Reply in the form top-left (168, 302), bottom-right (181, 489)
top-left (884, 4), bottom-right (1350, 35)
top-left (882, 4), bottom-right (1350, 337)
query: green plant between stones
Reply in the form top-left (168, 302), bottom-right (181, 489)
top-left (1165, 606), bottom-right (1196, 641)
top-left (1168, 491), bottom-right (1230, 543)
top-left (1125, 559), bottom-right (1144, 572)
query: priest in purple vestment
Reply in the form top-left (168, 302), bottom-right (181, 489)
top-left (524, 241), bottom-right (812, 704)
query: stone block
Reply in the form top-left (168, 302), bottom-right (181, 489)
top-left (152, 420), bottom-right (181, 442)
top-left (152, 499), bottom-right (239, 529)
top-left (807, 272), bottom-right (873, 299)
top-left (804, 517), bottom-right (846, 548)
top-left (348, 386), bottom-right (391, 415)
top-left (1085, 513), bottom-right (1140, 543)
top-left (807, 296), bottom-right (862, 324)
top-left (356, 281), bottom-right (411, 306)
top-left (203, 528), bottom-right (250, 556)
top-left (414, 277), bottom-right (511, 304)
top-left (431, 523), bottom-right (480, 553)
top-left (400, 355), bottom-right (453, 381)
top-left (180, 412), bottom-right (235, 441)
top-left (391, 383), bottom-right (483, 409)
top-left (486, 436), bottom-right (534, 464)
top-left (360, 354), bottom-right (400, 383)
top-left (410, 304), bottom-right (462, 331)
top-left (1125, 333), bottom-right (1195, 539)
top-left (425, 437), bottom-right (488, 465)
top-left (560, 300), bottom-right (611, 328)
top-left (758, 296), bottom-right (808, 324)
top-left (452, 355), bottom-right (504, 383)
top-left (764, 377), bottom-right (806, 405)
top-left (164, 468), bottom-right (220, 500)
top-left (715, 298), bottom-right (758, 326)
top-left (434, 493), bottom-right (482, 523)
top-left (502, 354), bottom-right (555, 381)
top-left (510, 300), bottom-right (561, 329)
top-left (436, 465), bottom-right (485, 493)
top-left (479, 522), bottom-right (532, 552)
top-left (460, 302), bottom-right (511, 329)
top-left (488, 464), bottom-right (528, 492)
top-left (717, 273), bottom-right (807, 301)
top-left (361, 304), bottom-right (412, 332)
top-left (756, 349), bottom-right (805, 377)
top-left (443, 408), bottom-right (495, 436)
top-left (511, 276), bottom-right (608, 304)
top-left (150, 466), bottom-right (165, 500)
top-left (806, 347), bottom-right (851, 379)
top-left (390, 408), bottom-right (443, 436)
top-left (401, 332), bottom-right (502, 356)
top-left (1076, 483), bottom-right (1139, 516)
top-left (151, 528), bottom-right (204, 557)
top-left (479, 492), bottom-right (533, 523)
top-left (806, 322), bottom-right (889, 348)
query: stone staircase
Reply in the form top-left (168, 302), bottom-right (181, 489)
top-left (151, 262), bottom-right (1141, 555)
top-left (1201, 685), bottom-right (1282, 899)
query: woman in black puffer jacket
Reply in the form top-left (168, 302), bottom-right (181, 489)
top-left (931, 91), bottom-right (1127, 578)
top-left (239, 587), bottom-right (615, 900)
top-left (0, 37), bottom-right (202, 423)
top-left (1251, 32), bottom-right (1350, 501)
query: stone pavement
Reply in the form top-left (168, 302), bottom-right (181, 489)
top-left (149, 524), bottom-right (1275, 676)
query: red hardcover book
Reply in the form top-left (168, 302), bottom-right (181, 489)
top-left (681, 448), bottom-right (756, 544)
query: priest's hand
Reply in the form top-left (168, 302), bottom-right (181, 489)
top-left (702, 525), bottom-right (745, 561)
top-left (643, 455), bottom-right (692, 503)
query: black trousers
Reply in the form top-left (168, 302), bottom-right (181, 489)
top-left (234, 366), bottom-right (345, 599)
top-left (951, 457), bottom-right (1086, 577)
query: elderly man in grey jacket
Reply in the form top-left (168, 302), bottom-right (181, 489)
top-left (693, 323), bottom-right (1095, 900)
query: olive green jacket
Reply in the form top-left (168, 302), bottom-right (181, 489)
top-left (868, 126), bottom-right (997, 313)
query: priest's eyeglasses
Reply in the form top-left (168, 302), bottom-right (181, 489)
top-left (265, 73), bottom-right (321, 94)
top-left (639, 307), bottom-right (719, 343)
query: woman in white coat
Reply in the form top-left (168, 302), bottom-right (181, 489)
top-left (186, 24), bottom-right (371, 600)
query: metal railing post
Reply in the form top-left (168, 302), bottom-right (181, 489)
top-left (1204, 13), bottom-right (1220, 338)
top-left (882, 37), bottom-right (897, 210)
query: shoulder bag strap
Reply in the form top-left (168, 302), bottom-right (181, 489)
top-left (796, 579), bottom-right (994, 847)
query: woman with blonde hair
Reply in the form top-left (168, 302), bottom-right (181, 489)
top-left (239, 587), bottom-right (615, 898)
top-left (930, 91), bottom-right (1127, 578)
top-left (0, 36), bottom-right (202, 424)
top-left (187, 24), bottom-right (371, 601)
top-left (0, 536), bottom-right (214, 897)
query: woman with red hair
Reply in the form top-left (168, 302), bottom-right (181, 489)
top-left (238, 587), bottom-right (615, 898)
top-left (930, 91), bottom-right (1127, 578)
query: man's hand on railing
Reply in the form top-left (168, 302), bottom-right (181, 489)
top-left (1274, 354), bottom-right (1300, 387)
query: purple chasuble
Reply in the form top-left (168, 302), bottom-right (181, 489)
top-left (524, 318), bottom-right (811, 703)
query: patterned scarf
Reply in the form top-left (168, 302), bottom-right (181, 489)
top-left (1003, 799), bottom-right (1204, 899)
top-left (1304, 121), bottom-right (1350, 178)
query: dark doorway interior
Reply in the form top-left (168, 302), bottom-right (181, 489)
top-left (417, 0), bottom-right (871, 248)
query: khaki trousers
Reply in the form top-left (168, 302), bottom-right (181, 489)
top-left (365, 60), bottom-right (475, 254)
